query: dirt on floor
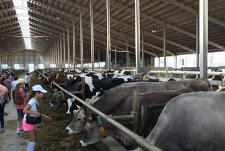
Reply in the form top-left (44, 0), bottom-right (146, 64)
top-left (0, 73), bottom-right (97, 151)
top-left (31, 73), bottom-right (97, 151)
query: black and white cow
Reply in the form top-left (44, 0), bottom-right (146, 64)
top-left (134, 91), bottom-right (225, 151)
top-left (66, 79), bottom-right (209, 147)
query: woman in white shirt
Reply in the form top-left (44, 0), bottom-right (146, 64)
top-left (23, 85), bottom-right (52, 151)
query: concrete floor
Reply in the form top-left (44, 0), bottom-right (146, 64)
top-left (0, 100), bottom-right (27, 151)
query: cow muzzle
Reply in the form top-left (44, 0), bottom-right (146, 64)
top-left (80, 122), bottom-right (102, 147)
top-left (66, 119), bottom-right (85, 134)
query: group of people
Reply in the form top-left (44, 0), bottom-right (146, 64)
top-left (0, 72), bottom-right (52, 151)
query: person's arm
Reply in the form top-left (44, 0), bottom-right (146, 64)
top-left (23, 104), bottom-right (40, 116)
top-left (23, 103), bottom-right (52, 121)
top-left (39, 113), bottom-right (52, 121)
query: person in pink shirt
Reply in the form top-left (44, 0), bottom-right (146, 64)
top-left (14, 78), bottom-right (27, 134)
top-left (0, 84), bottom-right (8, 132)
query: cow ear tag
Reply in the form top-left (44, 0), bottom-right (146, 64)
top-left (56, 73), bottom-right (59, 80)
top-left (97, 116), bottom-right (106, 138)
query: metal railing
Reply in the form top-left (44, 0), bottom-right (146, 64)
top-left (38, 71), bottom-right (162, 151)
top-left (149, 70), bottom-right (225, 86)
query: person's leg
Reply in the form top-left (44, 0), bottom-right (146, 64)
top-left (20, 109), bottom-right (24, 131)
top-left (3, 102), bottom-right (7, 115)
top-left (27, 130), bottom-right (36, 151)
top-left (0, 104), bottom-right (4, 131)
top-left (16, 109), bottom-right (24, 134)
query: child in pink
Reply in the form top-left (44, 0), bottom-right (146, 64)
top-left (14, 78), bottom-right (27, 134)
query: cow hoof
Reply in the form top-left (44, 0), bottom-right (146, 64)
top-left (80, 140), bottom-right (88, 147)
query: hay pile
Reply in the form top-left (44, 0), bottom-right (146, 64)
top-left (30, 74), bottom-right (97, 151)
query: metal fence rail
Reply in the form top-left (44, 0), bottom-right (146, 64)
top-left (38, 71), bottom-right (162, 151)
top-left (149, 70), bottom-right (225, 86)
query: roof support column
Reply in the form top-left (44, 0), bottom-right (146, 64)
top-left (126, 39), bottom-right (130, 68)
top-left (73, 20), bottom-right (76, 70)
top-left (60, 35), bottom-right (63, 68)
top-left (80, 9), bottom-right (84, 70)
top-left (98, 47), bottom-right (100, 68)
top-left (196, 15), bottom-right (199, 67)
top-left (199, 0), bottom-right (208, 79)
top-left (163, 24), bottom-right (166, 68)
top-left (90, 0), bottom-right (94, 71)
top-left (54, 42), bottom-right (56, 64)
top-left (174, 55), bottom-right (177, 68)
top-left (5, 51), bottom-right (7, 65)
top-left (51, 49), bottom-right (53, 65)
top-left (141, 31), bottom-right (144, 67)
top-left (57, 38), bottom-right (60, 68)
top-left (67, 25), bottom-right (70, 69)
top-left (135, 0), bottom-right (141, 74)
top-left (63, 31), bottom-right (66, 68)
top-left (114, 42), bottom-right (117, 67)
top-left (106, 0), bottom-right (111, 70)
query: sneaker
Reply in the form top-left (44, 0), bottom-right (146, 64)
top-left (16, 129), bottom-right (24, 135)
top-left (4, 112), bottom-right (8, 115)
top-left (1, 128), bottom-right (5, 132)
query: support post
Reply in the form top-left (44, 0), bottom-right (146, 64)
top-left (90, 0), bottom-right (94, 71)
top-left (135, 0), bottom-right (141, 74)
top-left (67, 25), bottom-right (70, 69)
top-left (114, 42), bottom-right (117, 67)
top-left (163, 24), bottom-right (166, 68)
top-left (163, 24), bottom-right (168, 77)
top-left (98, 47), bottom-right (100, 68)
top-left (199, 0), bottom-right (208, 79)
top-left (141, 31), bottom-right (144, 67)
top-left (73, 20), bottom-right (76, 70)
top-left (196, 15), bottom-right (199, 67)
top-left (63, 31), bottom-right (66, 68)
top-left (60, 35), bottom-right (63, 68)
top-left (80, 9), bottom-right (84, 70)
top-left (126, 39), bottom-right (130, 68)
top-left (106, 0), bottom-right (111, 70)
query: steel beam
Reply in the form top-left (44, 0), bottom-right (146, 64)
top-left (90, 0), bottom-right (94, 71)
top-left (126, 39), bottom-right (130, 68)
top-left (135, 0), bottom-right (141, 73)
top-left (73, 20), bottom-right (76, 69)
top-left (80, 9), bottom-right (84, 70)
top-left (63, 31), bottom-right (66, 67)
top-left (101, 0), bottom-right (225, 50)
top-left (166, 0), bottom-right (225, 28)
top-left (196, 15), bottom-right (199, 67)
top-left (67, 25), bottom-right (70, 68)
top-left (141, 31), bottom-right (144, 67)
top-left (106, 0), bottom-right (111, 70)
top-left (199, 0), bottom-right (208, 79)
top-left (163, 25), bottom-right (166, 68)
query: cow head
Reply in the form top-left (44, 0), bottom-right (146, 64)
top-left (79, 117), bottom-right (135, 147)
top-left (66, 109), bottom-right (86, 134)
top-left (65, 98), bottom-right (98, 134)
top-left (80, 122), bottom-right (102, 147)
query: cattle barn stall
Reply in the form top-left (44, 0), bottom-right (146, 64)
top-left (0, 0), bottom-right (224, 77)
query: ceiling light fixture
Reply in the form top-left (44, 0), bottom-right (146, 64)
top-left (152, 26), bottom-right (157, 33)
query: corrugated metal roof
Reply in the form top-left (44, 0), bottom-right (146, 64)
top-left (0, 0), bottom-right (225, 60)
